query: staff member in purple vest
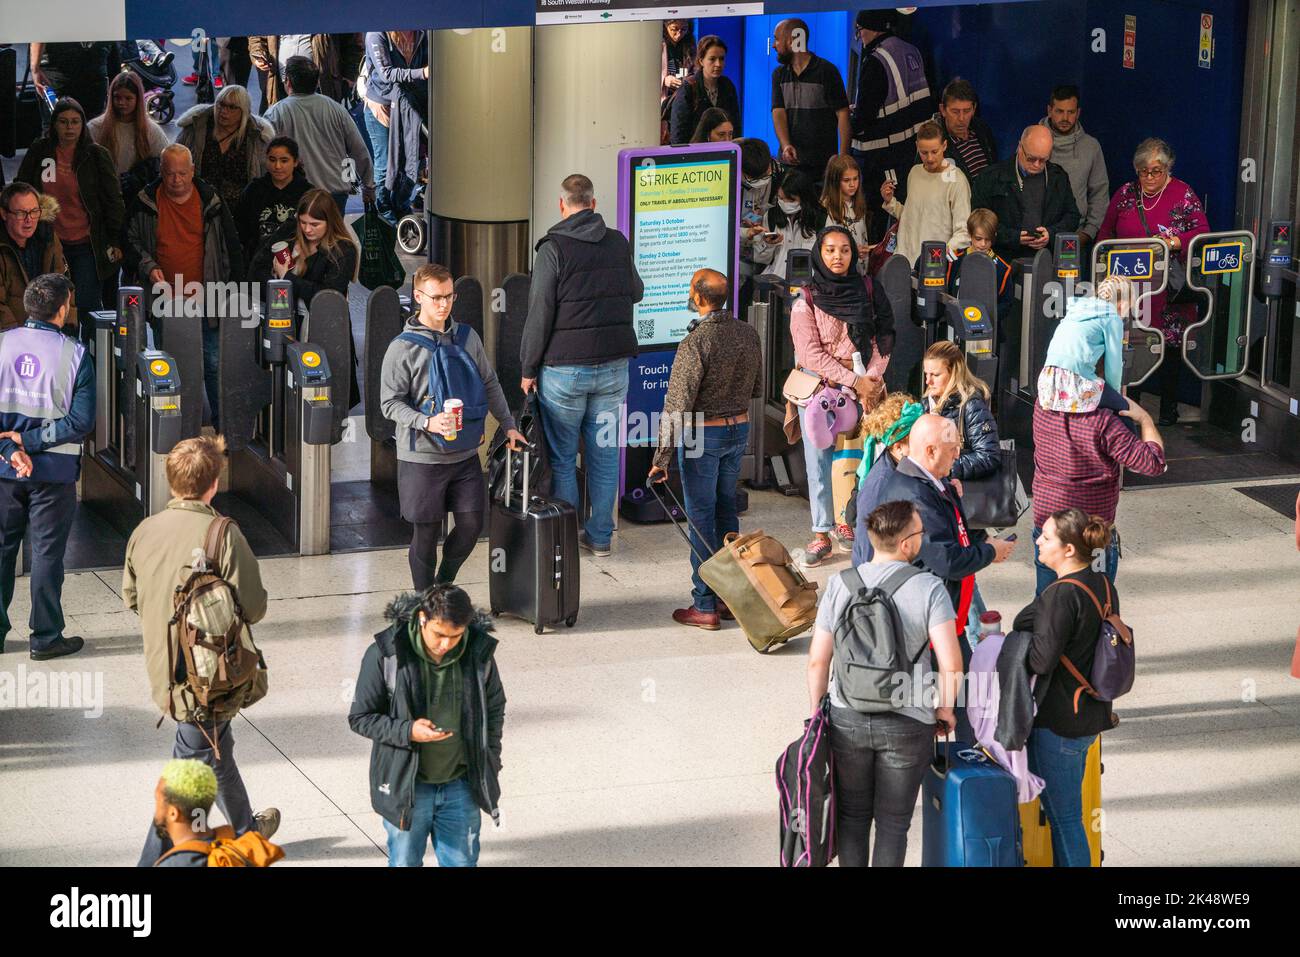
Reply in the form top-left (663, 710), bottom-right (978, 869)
top-left (519, 174), bottom-right (644, 557)
top-left (0, 274), bottom-right (93, 660)
top-left (850, 9), bottom-right (935, 234)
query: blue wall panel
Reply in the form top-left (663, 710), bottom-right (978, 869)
top-left (904, 0), bottom-right (1247, 228)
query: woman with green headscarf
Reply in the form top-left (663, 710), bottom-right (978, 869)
top-left (850, 393), bottom-right (924, 566)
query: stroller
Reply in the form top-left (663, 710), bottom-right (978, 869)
top-left (118, 39), bottom-right (178, 124)
top-left (395, 121), bottom-right (430, 255)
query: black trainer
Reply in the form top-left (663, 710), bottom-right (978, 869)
top-left (30, 635), bottom-right (85, 661)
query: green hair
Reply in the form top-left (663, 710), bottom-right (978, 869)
top-left (160, 759), bottom-right (218, 817)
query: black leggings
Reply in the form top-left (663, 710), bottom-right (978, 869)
top-left (409, 512), bottom-right (483, 591)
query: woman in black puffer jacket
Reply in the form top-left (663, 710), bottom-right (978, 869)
top-left (921, 340), bottom-right (1000, 480)
top-left (922, 340), bottom-right (1001, 647)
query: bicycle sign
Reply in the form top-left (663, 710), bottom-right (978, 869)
top-left (1201, 240), bottom-right (1245, 275)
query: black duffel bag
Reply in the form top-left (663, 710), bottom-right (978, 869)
top-left (487, 392), bottom-right (551, 506)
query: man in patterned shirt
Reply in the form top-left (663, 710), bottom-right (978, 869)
top-left (1031, 395), bottom-right (1166, 595)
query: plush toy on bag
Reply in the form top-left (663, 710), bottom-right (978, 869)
top-left (804, 383), bottom-right (860, 450)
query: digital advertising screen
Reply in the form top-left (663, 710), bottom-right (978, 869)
top-left (617, 144), bottom-right (741, 352)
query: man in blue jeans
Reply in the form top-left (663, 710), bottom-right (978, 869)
top-left (349, 585), bottom-right (506, 867)
top-left (648, 269), bottom-right (762, 629)
top-left (520, 174), bottom-right (644, 555)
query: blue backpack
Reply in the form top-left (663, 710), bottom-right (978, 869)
top-left (397, 324), bottom-right (489, 453)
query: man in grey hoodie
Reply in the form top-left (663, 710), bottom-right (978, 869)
top-left (382, 263), bottom-right (525, 589)
top-left (519, 174), bottom-right (644, 556)
top-left (1041, 85), bottom-right (1109, 244)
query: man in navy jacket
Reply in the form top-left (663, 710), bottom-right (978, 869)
top-left (876, 414), bottom-right (1015, 739)
top-left (0, 274), bottom-right (94, 659)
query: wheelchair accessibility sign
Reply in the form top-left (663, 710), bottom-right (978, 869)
top-left (1105, 249), bottom-right (1154, 279)
top-left (1201, 240), bottom-right (1244, 275)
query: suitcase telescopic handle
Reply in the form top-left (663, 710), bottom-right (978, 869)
top-left (646, 478), bottom-right (712, 565)
top-left (504, 441), bottom-right (538, 515)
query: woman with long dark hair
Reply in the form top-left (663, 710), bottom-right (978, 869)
top-left (15, 97), bottom-right (124, 333)
top-left (688, 107), bottom-right (735, 144)
top-left (751, 168), bottom-right (824, 279)
top-left (251, 187), bottom-right (361, 408)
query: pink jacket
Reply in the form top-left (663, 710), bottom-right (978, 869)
top-left (790, 295), bottom-right (888, 388)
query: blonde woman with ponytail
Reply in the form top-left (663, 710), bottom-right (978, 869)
top-left (921, 341), bottom-right (1000, 483)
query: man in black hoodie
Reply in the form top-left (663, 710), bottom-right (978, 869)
top-left (519, 174), bottom-right (644, 556)
top-left (348, 585), bottom-right (506, 867)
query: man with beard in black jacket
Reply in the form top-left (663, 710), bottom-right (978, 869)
top-left (349, 584), bottom-right (506, 867)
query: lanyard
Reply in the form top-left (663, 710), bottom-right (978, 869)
top-left (948, 492), bottom-right (975, 628)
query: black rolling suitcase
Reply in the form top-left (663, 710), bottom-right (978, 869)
top-left (488, 445), bottom-right (580, 634)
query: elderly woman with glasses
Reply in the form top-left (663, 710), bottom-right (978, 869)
top-left (1095, 137), bottom-right (1209, 425)
top-left (176, 85), bottom-right (276, 212)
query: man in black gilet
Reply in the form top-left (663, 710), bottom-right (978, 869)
top-left (519, 174), bottom-right (644, 556)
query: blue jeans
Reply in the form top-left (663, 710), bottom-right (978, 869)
top-left (1027, 727), bottom-right (1098, 867)
top-left (202, 320), bottom-right (221, 429)
top-left (363, 107), bottom-right (391, 215)
top-left (539, 360), bottom-right (629, 548)
top-left (331, 192), bottom-right (351, 218)
top-left (383, 777), bottom-right (482, 867)
top-left (1033, 525), bottom-right (1120, 596)
top-left (801, 411), bottom-right (835, 533)
top-left (677, 421), bottom-right (748, 613)
top-left (363, 107), bottom-right (414, 220)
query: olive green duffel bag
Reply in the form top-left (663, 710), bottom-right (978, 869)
top-left (699, 531), bottom-right (820, 653)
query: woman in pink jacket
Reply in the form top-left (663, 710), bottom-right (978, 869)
top-left (791, 225), bottom-right (894, 566)
top-left (1095, 137), bottom-right (1209, 425)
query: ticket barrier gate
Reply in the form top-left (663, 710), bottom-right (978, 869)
top-left (998, 234), bottom-right (1099, 462)
top-left (1260, 221), bottom-right (1298, 399)
top-left (221, 280), bottom-right (335, 555)
top-left (915, 241), bottom-right (1000, 388)
top-left (80, 287), bottom-right (193, 536)
top-left (1179, 230), bottom-right (1259, 381)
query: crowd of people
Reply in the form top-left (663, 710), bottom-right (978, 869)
top-left (0, 12), bottom-right (1224, 868)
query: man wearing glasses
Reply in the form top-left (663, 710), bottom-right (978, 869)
top-left (0, 183), bottom-right (73, 332)
top-left (380, 263), bottom-right (525, 589)
top-left (971, 124), bottom-right (1081, 262)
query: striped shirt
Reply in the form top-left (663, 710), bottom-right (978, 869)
top-left (950, 134), bottom-right (990, 179)
top-left (1031, 404), bottom-right (1166, 527)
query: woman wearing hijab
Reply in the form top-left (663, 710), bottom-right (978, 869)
top-left (790, 225), bottom-right (894, 567)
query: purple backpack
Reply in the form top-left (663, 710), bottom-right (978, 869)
top-left (777, 696), bottom-right (836, 867)
top-left (1049, 578), bottom-right (1135, 710)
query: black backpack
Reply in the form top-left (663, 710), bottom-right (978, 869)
top-left (832, 564), bottom-right (926, 712)
top-left (777, 696), bottom-right (836, 867)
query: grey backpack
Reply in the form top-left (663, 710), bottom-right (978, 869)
top-left (832, 565), bottom-right (927, 712)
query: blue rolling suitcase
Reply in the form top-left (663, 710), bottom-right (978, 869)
top-left (921, 739), bottom-right (1022, 867)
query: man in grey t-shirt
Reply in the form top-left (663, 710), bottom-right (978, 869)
top-left (806, 499), bottom-right (963, 867)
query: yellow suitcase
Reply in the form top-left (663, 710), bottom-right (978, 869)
top-left (1019, 738), bottom-right (1103, 866)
